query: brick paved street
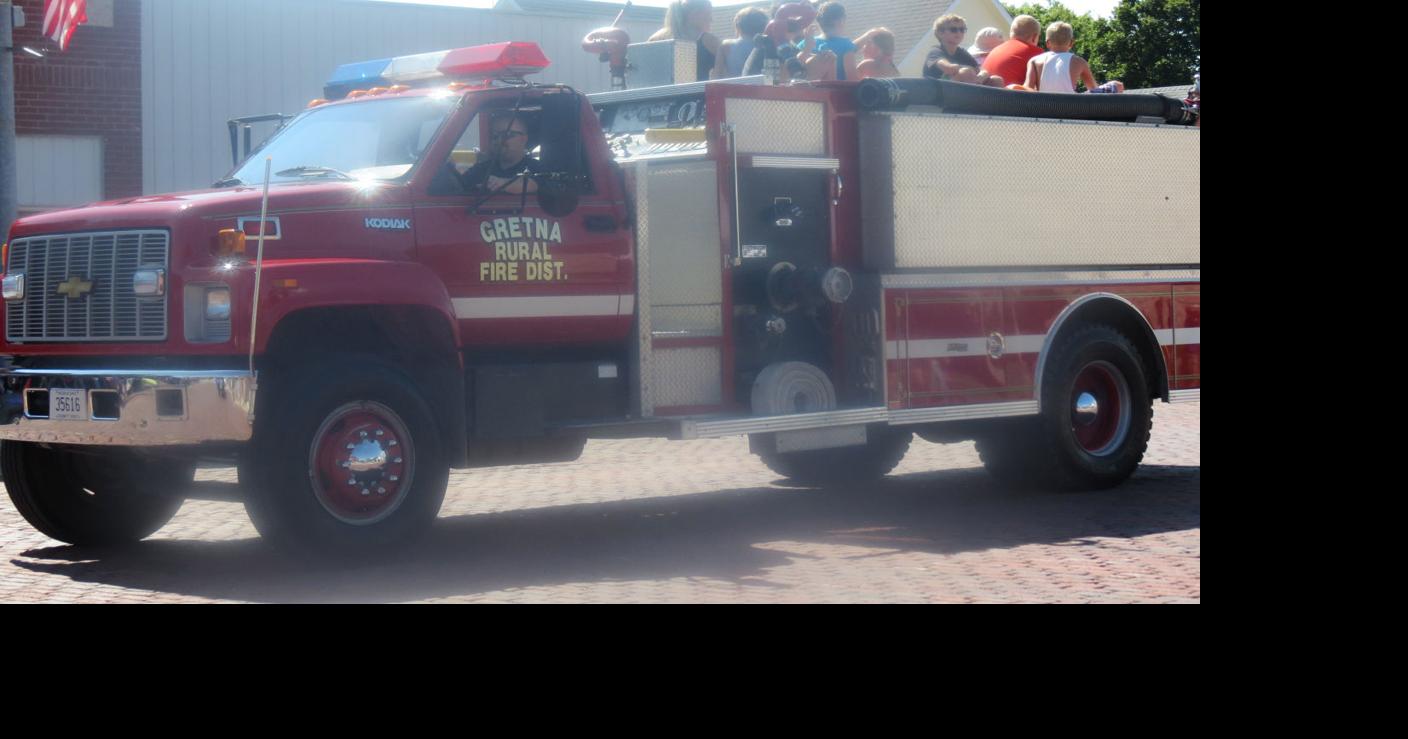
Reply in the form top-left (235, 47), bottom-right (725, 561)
top-left (0, 403), bottom-right (1199, 603)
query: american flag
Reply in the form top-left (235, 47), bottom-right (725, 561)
top-left (42, 0), bottom-right (89, 52)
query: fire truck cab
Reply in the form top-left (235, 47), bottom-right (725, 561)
top-left (0, 42), bottom-right (1200, 554)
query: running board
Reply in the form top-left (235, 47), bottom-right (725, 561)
top-left (679, 407), bottom-right (889, 440)
top-left (679, 400), bottom-right (1043, 440)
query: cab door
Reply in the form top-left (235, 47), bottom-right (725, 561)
top-left (413, 91), bottom-right (633, 348)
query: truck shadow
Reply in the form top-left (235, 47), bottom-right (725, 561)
top-left (10, 464), bottom-right (1199, 603)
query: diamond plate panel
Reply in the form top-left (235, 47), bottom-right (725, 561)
top-left (651, 347), bottom-right (722, 408)
top-left (860, 112), bottom-right (1200, 270)
top-left (727, 98), bottom-right (826, 156)
top-left (643, 161), bottom-right (722, 306)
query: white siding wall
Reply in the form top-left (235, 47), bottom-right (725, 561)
top-left (141, 0), bottom-right (658, 194)
top-left (16, 136), bottom-right (105, 209)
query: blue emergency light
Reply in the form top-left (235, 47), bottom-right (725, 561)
top-left (323, 57), bottom-right (393, 100)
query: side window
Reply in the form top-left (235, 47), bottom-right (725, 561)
top-left (428, 111), bottom-right (484, 196)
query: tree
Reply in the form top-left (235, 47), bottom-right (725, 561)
top-left (1093, 0), bottom-right (1200, 89)
top-left (1005, 0), bottom-right (1199, 90)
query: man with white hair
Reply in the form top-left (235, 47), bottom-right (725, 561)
top-left (982, 14), bottom-right (1043, 88)
top-left (968, 27), bottom-right (1004, 66)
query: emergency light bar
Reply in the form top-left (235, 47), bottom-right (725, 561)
top-left (322, 42), bottom-right (551, 100)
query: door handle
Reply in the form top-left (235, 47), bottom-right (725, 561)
top-left (584, 214), bottom-right (617, 232)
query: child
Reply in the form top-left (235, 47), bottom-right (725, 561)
top-left (856, 28), bottom-right (899, 79)
top-left (1025, 22), bottom-right (1122, 94)
top-left (812, 2), bottom-right (884, 81)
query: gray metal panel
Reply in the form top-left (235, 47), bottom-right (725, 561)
top-left (651, 305), bottom-right (723, 336)
top-left (652, 347), bottom-right (722, 408)
top-left (140, 0), bottom-right (661, 194)
top-left (642, 161), bottom-right (722, 308)
top-left (624, 40), bottom-right (698, 88)
top-left (860, 112), bottom-right (1201, 270)
top-left (14, 136), bottom-right (104, 208)
top-left (726, 98), bottom-right (826, 156)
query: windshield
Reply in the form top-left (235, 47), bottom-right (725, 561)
top-left (228, 94), bottom-right (459, 185)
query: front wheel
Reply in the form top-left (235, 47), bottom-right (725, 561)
top-left (1, 442), bottom-right (191, 546)
top-left (242, 359), bottom-right (449, 556)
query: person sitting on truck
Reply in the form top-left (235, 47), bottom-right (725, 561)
top-left (1025, 22), bottom-right (1123, 93)
top-left (967, 26), bottom-right (1005, 66)
top-left (856, 27), bottom-right (899, 79)
top-left (813, 2), bottom-right (883, 81)
top-left (923, 14), bottom-right (1005, 87)
top-left (715, 6), bottom-right (770, 78)
top-left (458, 113), bottom-right (539, 195)
top-left (981, 15), bottom-right (1042, 87)
top-left (649, 0), bottom-right (721, 82)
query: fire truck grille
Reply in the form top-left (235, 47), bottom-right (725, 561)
top-left (5, 230), bottom-right (170, 343)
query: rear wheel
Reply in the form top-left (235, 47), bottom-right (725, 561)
top-left (242, 358), bottom-right (448, 555)
top-left (981, 323), bottom-right (1153, 490)
top-left (1, 442), bottom-right (191, 546)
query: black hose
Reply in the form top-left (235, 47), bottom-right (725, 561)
top-left (855, 77), bottom-right (1189, 124)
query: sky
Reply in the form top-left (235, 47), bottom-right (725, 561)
top-left (369, 0), bottom-right (1122, 19)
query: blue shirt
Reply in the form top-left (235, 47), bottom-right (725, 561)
top-left (814, 35), bottom-right (857, 80)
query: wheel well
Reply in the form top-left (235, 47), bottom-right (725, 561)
top-left (1041, 296), bottom-right (1169, 403)
top-left (258, 305), bottom-right (467, 466)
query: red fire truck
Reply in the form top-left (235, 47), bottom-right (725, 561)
top-left (0, 43), bottom-right (1200, 553)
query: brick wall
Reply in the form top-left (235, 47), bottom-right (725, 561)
top-left (11, 0), bottom-right (141, 203)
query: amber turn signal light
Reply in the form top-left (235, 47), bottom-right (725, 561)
top-left (217, 228), bottom-right (247, 257)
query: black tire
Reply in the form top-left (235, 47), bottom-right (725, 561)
top-left (754, 427), bottom-right (912, 486)
top-left (1, 442), bottom-right (191, 546)
top-left (242, 357), bottom-right (449, 556)
top-left (982, 323), bottom-right (1153, 490)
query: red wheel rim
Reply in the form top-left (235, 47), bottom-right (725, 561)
top-left (1070, 361), bottom-right (1131, 457)
top-left (309, 401), bottom-right (414, 525)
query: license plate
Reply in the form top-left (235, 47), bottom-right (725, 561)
top-left (50, 388), bottom-right (87, 420)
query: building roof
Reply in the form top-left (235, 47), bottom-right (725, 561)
top-left (710, 0), bottom-right (957, 60)
top-left (494, 0), bottom-right (665, 23)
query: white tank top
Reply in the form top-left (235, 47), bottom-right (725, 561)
top-left (1035, 51), bottom-right (1076, 93)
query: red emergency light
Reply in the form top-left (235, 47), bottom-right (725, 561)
top-left (438, 42), bottom-right (550, 82)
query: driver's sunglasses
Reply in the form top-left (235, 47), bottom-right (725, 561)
top-left (943, 27), bottom-right (966, 33)
top-left (491, 130), bottom-right (526, 141)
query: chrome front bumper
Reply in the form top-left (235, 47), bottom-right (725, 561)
top-left (0, 368), bottom-right (255, 445)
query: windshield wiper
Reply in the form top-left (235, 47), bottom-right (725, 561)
top-left (212, 177), bottom-right (244, 188)
top-left (275, 165), bottom-right (356, 181)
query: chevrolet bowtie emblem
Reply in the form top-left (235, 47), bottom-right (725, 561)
top-left (56, 276), bottom-right (94, 299)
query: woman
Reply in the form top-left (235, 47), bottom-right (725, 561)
top-left (649, 0), bottom-right (722, 82)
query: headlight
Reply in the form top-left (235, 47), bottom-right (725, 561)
top-left (205, 288), bottom-right (231, 321)
top-left (185, 284), bottom-right (232, 342)
top-left (2, 273), bottom-right (24, 301)
top-left (133, 268), bottom-right (166, 296)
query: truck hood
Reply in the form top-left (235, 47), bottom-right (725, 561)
top-left (7, 181), bottom-right (411, 239)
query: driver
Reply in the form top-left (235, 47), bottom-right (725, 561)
top-left (458, 113), bottom-right (539, 194)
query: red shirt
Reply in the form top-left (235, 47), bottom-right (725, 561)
top-left (982, 39), bottom-right (1043, 86)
